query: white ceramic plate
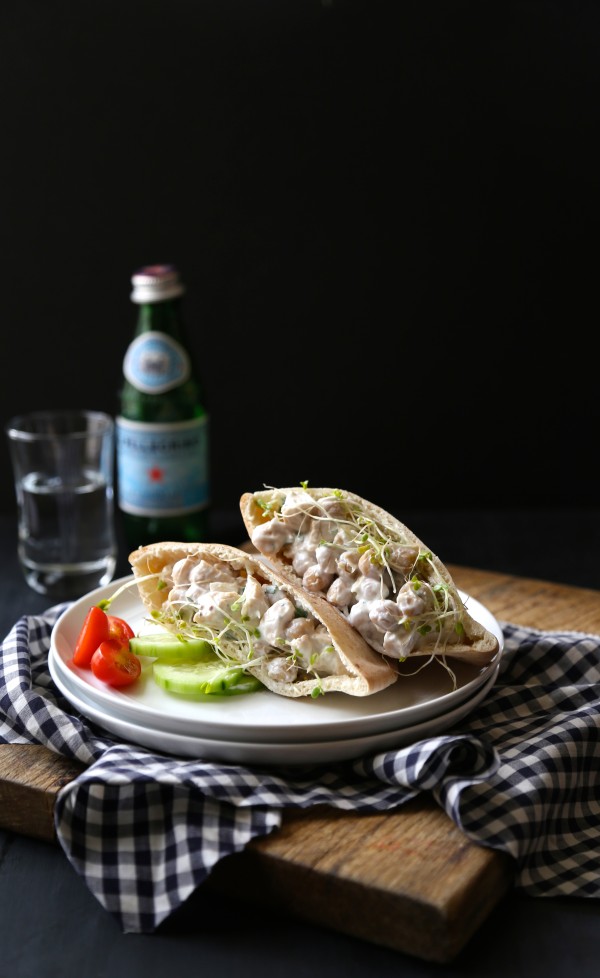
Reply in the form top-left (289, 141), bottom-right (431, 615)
top-left (49, 576), bottom-right (504, 745)
top-left (50, 656), bottom-right (500, 765)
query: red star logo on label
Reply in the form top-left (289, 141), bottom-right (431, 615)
top-left (148, 467), bottom-right (164, 482)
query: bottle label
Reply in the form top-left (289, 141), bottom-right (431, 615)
top-left (116, 416), bottom-right (209, 516)
top-left (123, 332), bottom-right (191, 394)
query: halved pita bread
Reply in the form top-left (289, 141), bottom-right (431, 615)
top-left (129, 541), bottom-right (398, 698)
top-left (240, 487), bottom-right (500, 668)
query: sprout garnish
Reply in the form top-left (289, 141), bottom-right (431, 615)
top-left (254, 484), bottom-right (469, 689)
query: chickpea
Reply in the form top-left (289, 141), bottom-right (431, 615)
top-left (285, 616), bottom-right (316, 640)
top-left (292, 547), bottom-right (316, 576)
top-left (302, 564), bottom-right (335, 593)
top-left (326, 577), bottom-right (354, 608)
top-left (396, 580), bottom-right (430, 617)
top-left (369, 599), bottom-right (402, 633)
top-left (358, 549), bottom-right (384, 580)
top-left (386, 545), bottom-right (420, 577)
top-left (336, 550), bottom-right (360, 578)
top-left (316, 543), bottom-right (338, 574)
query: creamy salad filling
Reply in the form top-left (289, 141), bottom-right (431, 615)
top-left (152, 554), bottom-right (346, 687)
top-left (249, 487), bottom-right (466, 660)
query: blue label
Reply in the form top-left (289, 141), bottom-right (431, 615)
top-left (116, 417), bottom-right (209, 516)
top-left (123, 332), bottom-right (190, 394)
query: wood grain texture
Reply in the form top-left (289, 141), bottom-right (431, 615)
top-left (0, 744), bottom-right (85, 842)
top-left (451, 565), bottom-right (600, 633)
top-left (1, 566), bottom-right (599, 960)
top-left (208, 801), bottom-right (515, 962)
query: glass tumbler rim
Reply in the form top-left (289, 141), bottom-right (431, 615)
top-left (5, 409), bottom-right (114, 442)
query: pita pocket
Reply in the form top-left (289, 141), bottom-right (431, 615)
top-left (240, 486), bottom-right (500, 668)
top-left (129, 541), bottom-right (398, 699)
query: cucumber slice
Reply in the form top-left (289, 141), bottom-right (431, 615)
top-left (152, 660), bottom-right (263, 697)
top-left (130, 634), bottom-right (214, 662)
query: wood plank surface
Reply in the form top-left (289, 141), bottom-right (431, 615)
top-left (2, 565), bottom-right (599, 961)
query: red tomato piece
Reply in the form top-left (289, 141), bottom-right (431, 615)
top-left (90, 640), bottom-right (142, 688)
top-left (72, 606), bottom-right (110, 668)
top-left (107, 614), bottom-right (135, 645)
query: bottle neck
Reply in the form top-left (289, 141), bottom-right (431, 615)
top-left (133, 297), bottom-right (186, 339)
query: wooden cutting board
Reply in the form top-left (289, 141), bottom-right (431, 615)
top-left (2, 565), bottom-right (599, 962)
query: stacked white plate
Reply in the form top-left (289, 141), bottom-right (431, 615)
top-left (49, 577), bottom-right (504, 766)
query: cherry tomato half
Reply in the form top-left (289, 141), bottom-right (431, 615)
top-left (107, 614), bottom-right (135, 645)
top-left (72, 606), bottom-right (109, 668)
top-left (90, 640), bottom-right (142, 688)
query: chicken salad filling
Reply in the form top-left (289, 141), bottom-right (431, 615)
top-left (249, 486), bottom-right (467, 663)
top-left (145, 554), bottom-right (348, 693)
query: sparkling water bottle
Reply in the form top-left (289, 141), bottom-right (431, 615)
top-left (116, 264), bottom-right (210, 549)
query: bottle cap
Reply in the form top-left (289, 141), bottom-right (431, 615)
top-left (131, 264), bottom-right (185, 303)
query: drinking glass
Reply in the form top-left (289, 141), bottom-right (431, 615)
top-left (5, 409), bottom-right (117, 600)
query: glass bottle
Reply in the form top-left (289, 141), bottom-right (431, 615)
top-left (116, 264), bottom-right (210, 550)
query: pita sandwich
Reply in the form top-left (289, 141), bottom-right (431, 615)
top-left (240, 486), bottom-right (500, 668)
top-left (129, 541), bottom-right (398, 699)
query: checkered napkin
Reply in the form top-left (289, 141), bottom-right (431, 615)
top-left (2, 605), bottom-right (600, 934)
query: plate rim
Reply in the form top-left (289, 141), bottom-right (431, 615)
top-left (48, 575), bottom-right (504, 745)
top-left (49, 654), bottom-right (501, 765)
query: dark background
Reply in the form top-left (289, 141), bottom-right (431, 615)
top-left (2, 9), bottom-right (600, 970)
top-left (2, 0), bottom-right (599, 580)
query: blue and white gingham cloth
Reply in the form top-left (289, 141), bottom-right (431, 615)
top-left (1, 604), bottom-right (600, 933)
